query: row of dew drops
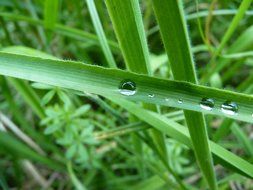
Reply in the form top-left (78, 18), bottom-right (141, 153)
top-left (119, 79), bottom-right (239, 116)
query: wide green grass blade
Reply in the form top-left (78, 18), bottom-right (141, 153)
top-left (151, 1), bottom-right (217, 189)
top-left (86, 0), bottom-right (117, 68)
top-left (1, 52), bottom-right (253, 123)
top-left (43, 0), bottom-right (59, 30)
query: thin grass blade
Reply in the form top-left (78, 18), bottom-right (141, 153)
top-left (151, 1), bottom-right (217, 189)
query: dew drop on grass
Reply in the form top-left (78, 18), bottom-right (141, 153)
top-left (200, 98), bottom-right (215, 111)
top-left (148, 94), bottom-right (155, 98)
top-left (119, 79), bottom-right (136, 96)
top-left (178, 99), bottom-right (183, 104)
top-left (221, 101), bottom-right (238, 115)
top-left (165, 98), bottom-right (169, 102)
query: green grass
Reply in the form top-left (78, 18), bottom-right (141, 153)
top-left (1, 0), bottom-right (253, 189)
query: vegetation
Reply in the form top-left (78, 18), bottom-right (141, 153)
top-left (0, 0), bottom-right (253, 189)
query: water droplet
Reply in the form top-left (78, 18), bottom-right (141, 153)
top-left (165, 98), bottom-right (169, 102)
top-left (221, 101), bottom-right (238, 115)
top-left (148, 94), bottom-right (155, 98)
top-left (119, 79), bottom-right (136, 96)
top-left (200, 98), bottom-right (214, 111)
top-left (178, 99), bottom-right (183, 104)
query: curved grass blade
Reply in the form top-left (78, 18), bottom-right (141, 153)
top-left (151, 0), bottom-right (217, 189)
top-left (1, 52), bottom-right (253, 123)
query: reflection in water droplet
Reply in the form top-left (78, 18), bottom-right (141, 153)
top-left (200, 98), bottom-right (215, 111)
top-left (119, 79), bottom-right (136, 96)
top-left (221, 101), bottom-right (238, 115)
top-left (178, 99), bottom-right (183, 104)
top-left (148, 94), bottom-right (155, 98)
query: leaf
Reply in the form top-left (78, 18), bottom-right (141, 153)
top-left (44, 124), bottom-right (62, 135)
top-left (41, 90), bottom-right (56, 105)
top-left (66, 144), bottom-right (78, 159)
top-left (72, 105), bottom-right (91, 118)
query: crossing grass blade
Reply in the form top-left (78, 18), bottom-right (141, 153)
top-left (2, 52), bottom-right (253, 123)
top-left (151, 0), bottom-right (217, 189)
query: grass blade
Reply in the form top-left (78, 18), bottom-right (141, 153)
top-left (1, 52), bottom-right (253, 123)
top-left (151, 1), bottom-right (217, 189)
top-left (86, 0), bottom-right (117, 68)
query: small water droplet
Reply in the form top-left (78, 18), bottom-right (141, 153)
top-left (178, 99), bottom-right (183, 104)
top-left (221, 101), bottom-right (238, 115)
top-left (200, 98), bottom-right (214, 111)
top-left (165, 98), bottom-right (169, 102)
top-left (148, 94), bottom-right (155, 98)
top-left (119, 79), bottom-right (136, 96)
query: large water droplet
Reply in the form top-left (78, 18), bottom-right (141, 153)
top-left (119, 79), bottom-right (136, 96)
top-left (148, 94), bottom-right (155, 98)
top-left (221, 101), bottom-right (238, 115)
top-left (178, 99), bottom-right (183, 104)
top-left (200, 98), bottom-right (214, 111)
